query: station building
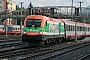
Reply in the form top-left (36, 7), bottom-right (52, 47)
top-left (0, 0), bottom-right (16, 25)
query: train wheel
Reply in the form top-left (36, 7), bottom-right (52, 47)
top-left (46, 39), bottom-right (50, 44)
top-left (42, 42), bottom-right (45, 46)
top-left (55, 39), bottom-right (58, 44)
top-left (58, 38), bottom-right (63, 43)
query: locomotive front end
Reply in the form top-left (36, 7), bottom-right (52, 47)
top-left (22, 15), bottom-right (46, 46)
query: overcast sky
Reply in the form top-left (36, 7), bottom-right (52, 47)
top-left (12, 0), bottom-right (90, 8)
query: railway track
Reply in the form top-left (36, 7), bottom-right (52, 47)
top-left (0, 40), bottom-right (31, 60)
top-left (0, 39), bottom-right (21, 43)
top-left (0, 43), bottom-right (55, 59)
top-left (0, 35), bottom-right (21, 40)
top-left (16, 42), bottom-right (90, 60)
top-left (77, 52), bottom-right (90, 60)
top-left (1, 41), bottom-right (90, 60)
top-left (0, 41), bottom-right (24, 50)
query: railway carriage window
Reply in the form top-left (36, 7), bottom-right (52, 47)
top-left (88, 27), bottom-right (89, 31)
top-left (16, 28), bottom-right (17, 30)
top-left (71, 26), bottom-right (73, 31)
top-left (77, 26), bottom-right (79, 31)
top-left (85, 27), bottom-right (86, 31)
top-left (72, 26), bottom-right (73, 31)
top-left (83, 27), bottom-right (84, 31)
top-left (82, 27), bottom-right (84, 31)
top-left (76, 26), bottom-right (78, 31)
top-left (86, 27), bottom-right (87, 31)
top-left (71, 25), bottom-right (73, 31)
top-left (18, 28), bottom-right (19, 30)
top-left (82, 27), bottom-right (83, 31)
top-left (77, 26), bottom-right (78, 31)
top-left (71, 25), bottom-right (72, 31)
top-left (66, 25), bottom-right (69, 31)
top-left (67, 25), bottom-right (69, 31)
top-left (81, 27), bottom-right (82, 31)
top-left (74, 26), bottom-right (75, 31)
top-left (69, 25), bottom-right (70, 31)
top-left (26, 19), bottom-right (41, 27)
top-left (78, 26), bottom-right (80, 31)
top-left (72, 26), bottom-right (74, 31)
top-left (79, 26), bottom-right (80, 31)
top-left (67, 25), bottom-right (68, 31)
top-left (73, 26), bottom-right (74, 31)
top-left (81, 27), bottom-right (83, 31)
top-left (80, 26), bottom-right (81, 31)
top-left (87, 27), bottom-right (88, 31)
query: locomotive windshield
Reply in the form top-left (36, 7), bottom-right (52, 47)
top-left (26, 19), bottom-right (41, 27)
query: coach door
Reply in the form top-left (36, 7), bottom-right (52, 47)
top-left (7, 25), bottom-right (13, 32)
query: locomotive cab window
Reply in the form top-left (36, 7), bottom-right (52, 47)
top-left (26, 19), bottom-right (41, 27)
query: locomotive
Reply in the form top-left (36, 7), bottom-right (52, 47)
top-left (22, 15), bottom-right (90, 46)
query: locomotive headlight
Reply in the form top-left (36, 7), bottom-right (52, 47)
top-left (39, 30), bottom-right (43, 34)
top-left (24, 32), bottom-right (26, 33)
top-left (24, 30), bottom-right (26, 33)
